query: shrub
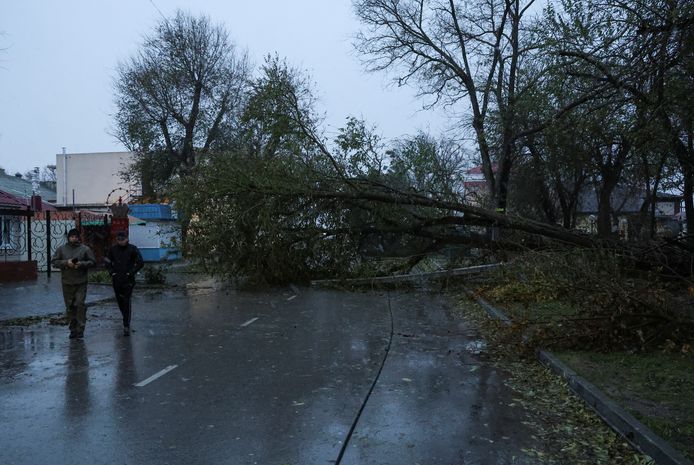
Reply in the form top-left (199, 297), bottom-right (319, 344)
top-left (143, 265), bottom-right (167, 285)
top-left (479, 247), bottom-right (694, 352)
top-left (89, 270), bottom-right (111, 284)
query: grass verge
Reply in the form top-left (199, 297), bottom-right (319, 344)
top-left (479, 282), bottom-right (693, 461)
top-left (453, 291), bottom-right (655, 465)
top-left (557, 350), bottom-right (694, 461)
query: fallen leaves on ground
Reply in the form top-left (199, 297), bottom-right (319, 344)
top-left (454, 293), bottom-right (655, 465)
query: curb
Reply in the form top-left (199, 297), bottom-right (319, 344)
top-left (0, 297), bottom-right (117, 326)
top-left (1, 291), bottom-right (155, 325)
top-left (89, 282), bottom-right (180, 290)
top-left (538, 350), bottom-right (693, 465)
top-left (85, 296), bottom-right (116, 308)
top-left (464, 291), bottom-right (513, 326)
top-left (311, 263), bottom-right (502, 287)
top-left (468, 293), bottom-right (693, 465)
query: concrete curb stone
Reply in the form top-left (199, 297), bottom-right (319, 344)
top-left (470, 293), bottom-right (693, 465)
top-left (311, 265), bottom-right (692, 465)
top-left (311, 263), bottom-right (502, 287)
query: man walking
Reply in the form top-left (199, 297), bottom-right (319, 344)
top-left (52, 228), bottom-right (96, 339)
top-left (105, 232), bottom-right (144, 336)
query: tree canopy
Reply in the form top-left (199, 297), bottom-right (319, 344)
top-left (113, 10), bottom-right (250, 198)
top-left (113, 4), bottom-right (693, 284)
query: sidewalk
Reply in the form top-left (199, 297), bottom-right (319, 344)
top-left (0, 266), bottom-right (207, 322)
top-left (0, 273), bottom-right (114, 321)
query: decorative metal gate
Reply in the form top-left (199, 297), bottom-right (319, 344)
top-left (0, 208), bottom-right (32, 264)
top-left (30, 211), bottom-right (77, 273)
top-left (77, 211), bottom-right (110, 265)
top-left (2, 210), bottom-right (110, 274)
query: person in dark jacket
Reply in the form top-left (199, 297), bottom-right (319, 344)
top-left (52, 228), bottom-right (96, 339)
top-left (105, 231), bottom-right (144, 336)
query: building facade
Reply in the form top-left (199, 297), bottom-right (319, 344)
top-left (55, 151), bottom-right (137, 208)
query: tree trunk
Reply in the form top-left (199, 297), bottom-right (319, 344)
top-left (596, 186), bottom-right (614, 238)
top-left (594, 139), bottom-right (630, 238)
top-left (685, 127), bottom-right (694, 245)
top-left (495, 157), bottom-right (512, 213)
top-left (139, 155), bottom-right (155, 199)
top-left (683, 163), bottom-right (694, 243)
top-left (528, 142), bottom-right (557, 224)
top-left (668, 119), bottom-right (694, 245)
top-left (494, 0), bottom-right (520, 214)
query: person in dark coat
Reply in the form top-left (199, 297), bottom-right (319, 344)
top-left (52, 228), bottom-right (96, 339)
top-left (105, 231), bottom-right (144, 336)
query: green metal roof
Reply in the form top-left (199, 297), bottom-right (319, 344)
top-left (0, 171), bottom-right (56, 202)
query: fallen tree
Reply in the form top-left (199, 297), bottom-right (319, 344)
top-left (176, 149), bottom-right (693, 285)
top-left (172, 57), bottom-right (692, 285)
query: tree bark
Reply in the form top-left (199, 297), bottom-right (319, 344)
top-left (595, 139), bottom-right (631, 238)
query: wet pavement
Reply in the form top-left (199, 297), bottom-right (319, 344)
top-left (0, 287), bottom-right (536, 465)
top-left (0, 274), bottom-right (114, 320)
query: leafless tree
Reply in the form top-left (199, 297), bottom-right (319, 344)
top-left (545, 0), bottom-right (694, 241)
top-left (354, 0), bottom-right (546, 212)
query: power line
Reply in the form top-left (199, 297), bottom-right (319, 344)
top-left (148, 0), bottom-right (167, 21)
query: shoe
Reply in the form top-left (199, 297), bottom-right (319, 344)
top-left (123, 326), bottom-right (130, 337)
top-left (69, 332), bottom-right (78, 339)
top-left (76, 331), bottom-right (84, 339)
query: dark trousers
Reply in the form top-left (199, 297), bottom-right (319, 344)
top-left (113, 280), bottom-right (134, 328)
top-left (62, 282), bottom-right (87, 333)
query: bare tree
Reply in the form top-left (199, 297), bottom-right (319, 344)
top-left (113, 10), bottom-right (250, 196)
top-left (544, 0), bottom-right (694, 241)
top-left (354, 0), bottom-right (544, 212)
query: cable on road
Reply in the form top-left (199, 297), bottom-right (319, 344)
top-left (334, 290), bottom-right (395, 465)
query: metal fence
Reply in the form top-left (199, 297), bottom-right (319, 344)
top-left (2, 209), bottom-right (121, 274)
top-left (31, 211), bottom-right (77, 272)
top-left (0, 209), bottom-right (31, 263)
top-left (0, 210), bottom-right (86, 274)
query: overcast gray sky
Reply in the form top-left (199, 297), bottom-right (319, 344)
top-left (0, 0), bottom-right (448, 176)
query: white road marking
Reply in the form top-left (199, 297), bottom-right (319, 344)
top-left (134, 365), bottom-right (178, 387)
top-left (286, 295), bottom-right (297, 301)
top-left (240, 317), bottom-right (258, 327)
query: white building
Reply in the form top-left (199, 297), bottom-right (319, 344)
top-left (55, 151), bottom-right (138, 208)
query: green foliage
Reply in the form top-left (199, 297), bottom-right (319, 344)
top-left (456, 298), bottom-right (653, 465)
top-left (388, 132), bottom-right (465, 200)
top-left (560, 350), bottom-right (694, 460)
top-left (335, 116), bottom-right (385, 178)
top-left (240, 55), bottom-right (316, 160)
top-left (172, 56), bottom-right (467, 284)
top-left (480, 249), bottom-right (694, 351)
top-left (538, 0), bottom-right (694, 237)
top-left (88, 270), bottom-right (112, 284)
top-left (143, 265), bottom-right (167, 285)
top-left (113, 10), bottom-right (250, 197)
top-left (176, 151), bottom-right (361, 284)
top-left (124, 150), bottom-right (178, 200)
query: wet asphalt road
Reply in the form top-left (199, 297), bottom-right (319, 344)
top-left (0, 287), bottom-right (535, 465)
top-left (0, 274), bottom-right (114, 320)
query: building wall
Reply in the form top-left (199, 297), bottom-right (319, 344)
top-left (128, 222), bottom-right (181, 262)
top-left (0, 261), bottom-right (37, 281)
top-left (55, 151), bottom-right (135, 207)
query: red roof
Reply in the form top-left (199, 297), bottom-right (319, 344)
top-left (466, 163), bottom-right (498, 175)
top-left (0, 190), bottom-right (26, 209)
top-left (0, 190), bottom-right (57, 211)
